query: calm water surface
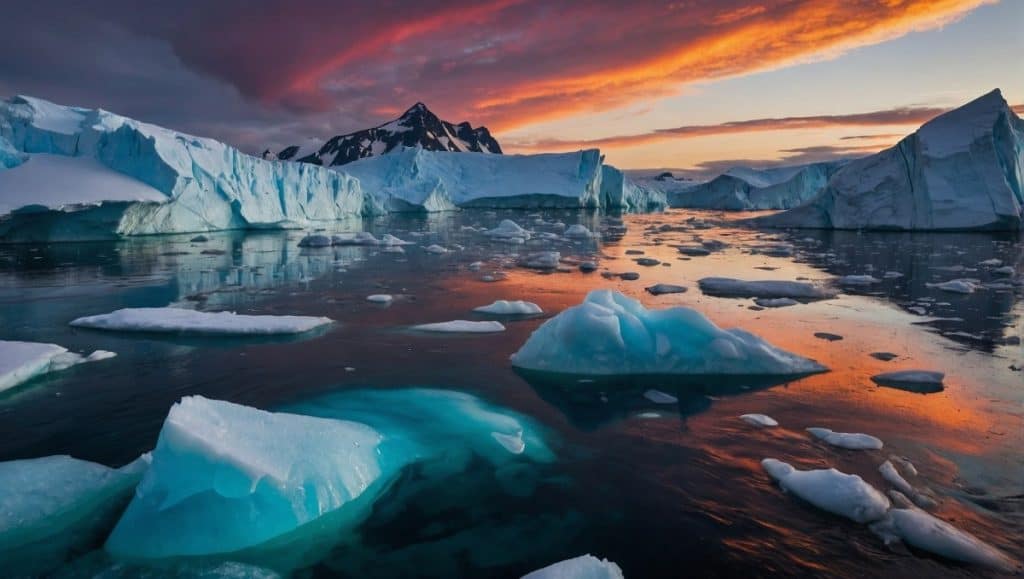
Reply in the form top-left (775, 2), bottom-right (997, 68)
top-left (0, 209), bottom-right (1021, 578)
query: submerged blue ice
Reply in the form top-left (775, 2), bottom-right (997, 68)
top-left (105, 389), bottom-right (551, 565)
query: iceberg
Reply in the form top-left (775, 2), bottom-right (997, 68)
top-left (521, 554), bottom-right (625, 579)
top-left (69, 307), bottom-right (332, 335)
top-left (761, 458), bottom-right (890, 523)
top-left (107, 389), bottom-right (551, 564)
top-left (656, 161), bottom-right (842, 210)
top-left (510, 290), bottom-right (825, 376)
top-left (0, 95), bottom-right (373, 241)
top-left (0, 339), bottom-right (115, 393)
top-left (757, 90), bottom-right (1024, 230)
top-left (0, 454), bottom-right (147, 576)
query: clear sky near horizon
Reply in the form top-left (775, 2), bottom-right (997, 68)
top-left (0, 0), bottom-right (1019, 171)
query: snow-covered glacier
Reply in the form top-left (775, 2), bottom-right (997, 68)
top-left (0, 95), bottom-right (663, 242)
top-left (757, 89), bottom-right (1024, 230)
top-left (643, 161), bottom-right (843, 210)
top-left (106, 389), bottom-right (551, 568)
top-left (341, 146), bottom-right (665, 212)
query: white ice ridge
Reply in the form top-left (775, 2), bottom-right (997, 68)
top-left (0, 340), bottom-right (116, 393)
top-left (761, 459), bottom-right (890, 523)
top-left (698, 278), bottom-right (836, 300)
top-left (69, 308), bottom-right (332, 335)
top-left (510, 290), bottom-right (826, 376)
top-left (473, 300), bottom-right (543, 315)
top-left (521, 554), bottom-right (625, 579)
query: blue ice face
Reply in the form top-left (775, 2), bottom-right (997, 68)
top-left (104, 389), bottom-right (552, 570)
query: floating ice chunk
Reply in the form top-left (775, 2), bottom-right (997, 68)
top-left (740, 414), bottom-right (778, 427)
top-left (0, 455), bottom-right (147, 576)
top-left (992, 265), bottom-right (1015, 276)
top-left (564, 224), bottom-right (594, 238)
top-left (70, 308), bottom-right (332, 335)
top-left (645, 283), bottom-right (686, 295)
top-left (978, 259), bottom-right (1003, 267)
top-left (519, 251), bottom-right (561, 270)
top-left (839, 275), bottom-right (881, 285)
top-left (298, 234), bottom-right (332, 247)
top-left (754, 297), bottom-right (799, 308)
top-left (761, 458), bottom-right (890, 523)
top-left (871, 370), bottom-right (944, 393)
top-left (888, 455), bottom-right (917, 476)
top-left (106, 396), bottom-right (384, 559)
top-left (473, 300), bottom-right (543, 315)
top-left (521, 554), bottom-right (624, 579)
top-left (806, 427), bottom-right (883, 450)
top-left (411, 320), bottom-right (506, 333)
top-left (424, 244), bottom-right (449, 254)
top-left (485, 219), bottom-right (531, 241)
top-left (579, 261), bottom-right (598, 273)
top-left (883, 271), bottom-right (904, 279)
top-left (872, 508), bottom-right (1018, 571)
top-left (926, 279), bottom-right (980, 293)
top-left (698, 278), bottom-right (835, 300)
top-left (0, 340), bottom-right (115, 393)
top-left (643, 389), bottom-right (678, 404)
top-left (379, 233), bottom-right (412, 246)
top-left (511, 290), bottom-right (826, 376)
top-left (366, 294), bottom-right (393, 304)
top-left (878, 460), bottom-right (933, 509)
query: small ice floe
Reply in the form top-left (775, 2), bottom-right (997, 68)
top-left (926, 279), bottom-right (980, 294)
top-left (1, 340), bottom-right (117, 393)
top-left (751, 244), bottom-right (794, 257)
top-left (754, 297), bottom-right (798, 308)
top-left (473, 300), bottom-right (542, 315)
top-left (564, 224), bottom-right (594, 238)
top-left (521, 554), bottom-right (624, 579)
top-left (978, 258), bottom-right (1003, 267)
top-left (645, 283), bottom-right (686, 295)
top-left (871, 370), bottom-right (944, 393)
top-left (883, 271), bottom-right (904, 279)
top-left (878, 460), bottom-right (934, 508)
top-left (888, 455), bottom-right (917, 476)
top-left (634, 257), bottom-right (660, 266)
top-left (579, 261), bottom-right (598, 273)
top-left (992, 265), bottom-right (1015, 276)
top-left (410, 320), bottom-right (506, 333)
top-left (761, 458), bottom-right (890, 523)
top-left (870, 352), bottom-right (898, 362)
top-left (806, 427), bottom-right (883, 450)
top-left (643, 389), bottom-right (678, 404)
top-left (70, 308), bottom-right (332, 335)
top-left (424, 244), bottom-right (449, 254)
top-left (871, 508), bottom-right (1019, 571)
top-left (379, 233), bottom-right (413, 246)
top-left (839, 275), bottom-right (881, 286)
top-left (366, 294), bottom-right (393, 304)
top-left (698, 278), bottom-right (835, 300)
top-left (189, 234), bottom-right (209, 243)
top-left (676, 245), bottom-right (711, 256)
top-left (618, 272), bottom-right (640, 281)
top-left (297, 234), bottom-right (332, 247)
top-left (813, 332), bottom-right (843, 342)
top-left (485, 219), bottom-right (531, 242)
top-left (332, 232), bottom-right (380, 246)
top-left (740, 414), bottom-right (778, 427)
top-left (519, 251), bottom-right (561, 270)
top-left (468, 261), bottom-right (484, 271)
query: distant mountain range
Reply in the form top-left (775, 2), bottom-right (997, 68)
top-left (264, 103), bottom-right (502, 167)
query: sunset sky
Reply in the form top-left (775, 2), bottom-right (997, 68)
top-left (2, 0), bottom-right (1020, 171)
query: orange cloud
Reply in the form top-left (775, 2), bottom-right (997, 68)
top-left (506, 104), bottom-right (951, 151)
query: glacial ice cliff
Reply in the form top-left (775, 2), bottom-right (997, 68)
top-left (0, 96), bottom-right (372, 240)
top-left (0, 96), bottom-right (663, 242)
top-left (341, 147), bottom-right (665, 212)
top-left (757, 89), bottom-right (1024, 230)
